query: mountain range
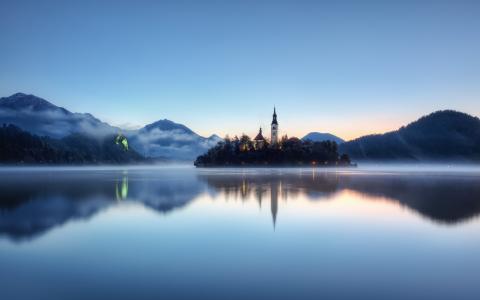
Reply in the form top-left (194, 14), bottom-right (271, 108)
top-left (1, 93), bottom-right (480, 163)
top-left (0, 93), bottom-right (220, 161)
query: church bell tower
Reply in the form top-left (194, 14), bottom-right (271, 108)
top-left (271, 107), bottom-right (278, 145)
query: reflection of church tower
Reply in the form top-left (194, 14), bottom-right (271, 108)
top-left (270, 181), bottom-right (279, 229)
top-left (256, 187), bottom-right (263, 208)
top-left (271, 107), bottom-right (278, 145)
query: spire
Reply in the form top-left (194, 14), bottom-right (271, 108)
top-left (271, 106), bottom-right (278, 125)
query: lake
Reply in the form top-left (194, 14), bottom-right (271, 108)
top-left (1, 165), bottom-right (480, 300)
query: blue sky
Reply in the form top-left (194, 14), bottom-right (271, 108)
top-left (1, 0), bottom-right (479, 139)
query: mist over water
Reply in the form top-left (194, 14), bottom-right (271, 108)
top-left (1, 165), bottom-right (480, 299)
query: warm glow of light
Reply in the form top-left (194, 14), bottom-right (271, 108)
top-left (193, 187), bottom-right (422, 227)
top-left (206, 115), bottom-right (407, 142)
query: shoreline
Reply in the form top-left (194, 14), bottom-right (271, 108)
top-left (194, 163), bottom-right (357, 168)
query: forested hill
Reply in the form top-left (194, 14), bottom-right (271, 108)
top-left (0, 93), bottom-right (221, 160)
top-left (339, 110), bottom-right (480, 161)
top-left (0, 124), bottom-right (145, 164)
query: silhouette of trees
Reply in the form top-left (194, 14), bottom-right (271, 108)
top-left (0, 124), bottom-right (146, 164)
top-left (339, 110), bottom-right (480, 161)
top-left (195, 134), bottom-right (351, 167)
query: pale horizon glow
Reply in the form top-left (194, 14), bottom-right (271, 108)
top-left (1, 1), bottom-right (479, 140)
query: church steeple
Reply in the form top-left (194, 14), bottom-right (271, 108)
top-left (271, 107), bottom-right (278, 145)
top-left (271, 106), bottom-right (278, 125)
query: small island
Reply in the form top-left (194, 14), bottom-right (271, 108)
top-left (195, 108), bottom-right (353, 167)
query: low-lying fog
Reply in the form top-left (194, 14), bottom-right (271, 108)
top-left (1, 162), bottom-right (479, 174)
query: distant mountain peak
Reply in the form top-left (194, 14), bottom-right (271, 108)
top-left (0, 93), bottom-right (66, 112)
top-left (407, 109), bottom-right (478, 125)
top-left (143, 118), bottom-right (196, 135)
top-left (302, 132), bottom-right (344, 144)
top-left (10, 92), bottom-right (29, 98)
top-left (208, 134), bottom-right (221, 140)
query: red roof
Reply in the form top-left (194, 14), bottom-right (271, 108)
top-left (254, 133), bottom-right (265, 140)
top-left (254, 128), bottom-right (265, 140)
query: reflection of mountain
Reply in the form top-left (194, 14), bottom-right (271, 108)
top-left (198, 171), bottom-right (480, 225)
top-left (128, 174), bottom-right (205, 212)
top-left (0, 174), bottom-right (114, 241)
top-left (341, 174), bottom-right (480, 224)
top-left (0, 170), bottom-right (205, 241)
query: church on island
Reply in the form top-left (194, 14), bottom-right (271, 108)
top-left (253, 107), bottom-right (279, 150)
top-left (194, 106), bottom-right (351, 167)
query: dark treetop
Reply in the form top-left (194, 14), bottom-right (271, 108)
top-left (0, 124), bottom-right (145, 164)
top-left (194, 135), bottom-right (352, 167)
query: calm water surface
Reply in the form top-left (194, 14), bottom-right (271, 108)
top-left (1, 166), bottom-right (480, 300)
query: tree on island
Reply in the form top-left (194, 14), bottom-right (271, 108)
top-left (194, 134), bottom-right (352, 167)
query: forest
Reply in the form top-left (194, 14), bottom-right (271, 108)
top-left (0, 124), bottom-right (145, 164)
top-left (339, 110), bottom-right (480, 161)
top-left (194, 135), bottom-right (352, 167)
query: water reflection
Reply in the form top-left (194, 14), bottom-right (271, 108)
top-left (199, 170), bottom-right (480, 225)
top-left (339, 173), bottom-right (480, 223)
top-left (199, 172), bottom-right (342, 228)
top-left (115, 172), bottom-right (129, 201)
top-left (1, 168), bottom-right (480, 242)
top-left (0, 169), bottom-right (205, 241)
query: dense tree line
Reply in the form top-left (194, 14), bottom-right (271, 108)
top-left (194, 134), bottom-right (352, 167)
top-left (339, 110), bottom-right (480, 161)
top-left (0, 124), bottom-right (146, 164)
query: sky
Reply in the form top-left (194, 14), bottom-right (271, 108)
top-left (1, 0), bottom-right (479, 140)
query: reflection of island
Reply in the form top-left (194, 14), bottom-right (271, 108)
top-left (198, 171), bottom-right (480, 226)
top-left (0, 170), bottom-right (205, 241)
top-left (200, 172), bottom-right (341, 228)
